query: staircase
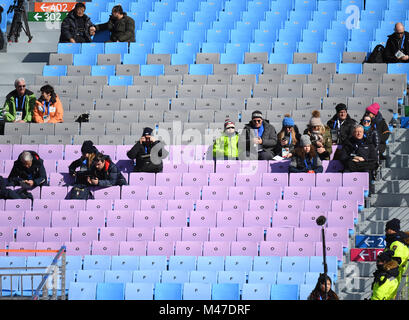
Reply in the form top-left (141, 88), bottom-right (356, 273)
top-left (336, 127), bottom-right (409, 300)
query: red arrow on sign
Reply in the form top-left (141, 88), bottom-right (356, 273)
top-left (350, 248), bottom-right (384, 262)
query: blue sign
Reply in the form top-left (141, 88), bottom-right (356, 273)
top-left (355, 235), bottom-right (385, 248)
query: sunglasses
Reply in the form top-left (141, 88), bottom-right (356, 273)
top-left (226, 126), bottom-right (235, 130)
top-left (363, 120), bottom-right (371, 123)
top-left (253, 119), bottom-right (262, 123)
top-left (17, 85), bottom-right (26, 88)
top-left (396, 32), bottom-right (404, 35)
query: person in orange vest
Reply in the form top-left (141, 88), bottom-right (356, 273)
top-left (33, 84), bottom-right (64, 123)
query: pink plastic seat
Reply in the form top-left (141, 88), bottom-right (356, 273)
top-left (174, 186), bottom-right (201, 200)
top-left (189, 211), bottom-right (217, 228)
top-left (12, 145), bottom-right (39, 159)
top-left (147, 186), bottom-right (175, 200)
top-left (51, 210), bottom-right (78, 228)
top-left (310, 187), bottom-right (338, 201)
top-left (289, 173), bottom-right (315, 187)
top-left (167, 145), bottom-right (195, 163)
top-left (71, 227), bottom-right (99, 242)
top-left (129, 172), bottom-right (156, 186)
top-left (209, 227), bottom-right (237, 241)
top-left (337, 186), bottom-right (365, 206)
top-left (162, 161), bottom-right (189, 173)
top-left (315, 241), bottom-right (343, 261)
top-left (203, 241), bottom-right (231, 256)
top-left (201, 186), bottom-right (228, 200)
top-left (5, 199), bottom-right (31, 211)
top-left (94, 145), bottom-right (116, 159)
top-left (0, 226), bottom-right (17, 242)
top-left (188, 161), bottom-right (214, 173)
top-left (126, 227), bottom-right (154, 241)
top-left (115, 145), bottom-right (133, 160)
top-left (240, 160), bottom-right (268, 174)
top-left (4, 160), bottom-right (14, 174)
top-left (64, 241), bottom-right (91, 256)
top-left (331, 200), bottom-right (358, 216)
top-left (195, 145), bottom-right (211, 161)
top-left (92, 240), bottom-right (120, 255)
top-left (327, 211), bottom-right (354, 229)
top-left (120, 186), bottom-right (147, 200)
top-left (195, 200), bottom-right (222, 212)
top-left (43, 160), bottom-right (57, 174)
top-left (56, 160), bottom-right (72, 173)
top-left (41, 186), bottom-right (67, 200)
top-left (228, 186), bottom-right (255, 201)
top-left (299, 212), bottom-right (327, 228)
top-left (99, 227), bottom-right (127, 241)
top-left (0, 145), bottom-right (12, 160)
top-left (181, 226), bottom-right (209, 241)
top-left (155, 173), bottom-right (182, 186)
top-left (154, 227), bottom-right (182, 241)
top-left (283, 186), bottom-right (311, 200)
top-left (106, 211), bottom-right (134, 227)
top-left (287, 241), bottom-right (315, 256)
top-left (293, 227), bottom-right (321, 242)
top-left (181, 172), bottom-right (208, 187)
top-left (146, 240), bottom-right (175, 257)
top-left (167, 200), bottom-right (194, 212)
top-left (16, 227), bottom-right (44, 242)
top-left (343, 172), bottom-right (369, 191)
top-left (140, 200), bottom-right (167, 211)
top-left (59, 200), bottom-right (86, 211)
top-left (113, 199), bottom-right (140, 211)
top-left (231, 241), bottom-right (259, 256)
top-left (78, 210), bottom-right (105, 227)
top-left (266, 227), bottom-right (294, 242)
top-left (133, 211), bottom-right (160, 227)
top-left (63, 145), bottom-right (82, 160)
top-left (236, 226), bottom-right (264, 242)
top-left (222, 200), bottom-right (249, 212)
top-left (235, 173), bottom-right (262, 187)
top-left (160, 210), bottom-right (187, 227)
top-left (316, 173), bottom-right (342, 187)
top-left (272, 211), bottom-right (299, 228)
top-left (0, 211), bottom-right (23, 227)
top-left (43, 227), bottom-right (70, 242)
top-left (325, 227), bottom-right (350, 247)
top-left (208, 173), bottom-right (235, 186)
top-left (303, 200), bottom-right (331, 213)
top-left (254, 186), bottom-right (282, 201)
top-left (33, 199), bottom-right (60, 211)
top-left (175, 241), bottom-right (203, 256)
top-left (8, 242), bottom-right (36, 256)
top-left (243, 210), bottom-right (271, 228)
top-left (86, 200), bottom-right (112, 211)
top-left (249, 200), bottom-right (276, 211)
top-left (93, 186), bottom-right (121, 199)
top-left (216, 211), bottom-right (244, 227)
top-left (259, 241), bottom-right (287, 256)
top-left (24, 211), bottom-right (51, 227)
top-left (215, 160), bottom-right (241, 174)
top-left (119, 241), bottom-right (147, 256)
top-left (35, 242), bottom-right (63, 256)
top-left (276, 200), bottom-right (303, 212)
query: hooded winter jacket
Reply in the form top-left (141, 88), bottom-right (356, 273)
top-left (59, 9), bottom-right (95, 43)
top-left (3, 89), bottom-right (36, 122)
top-left (371, 260), bottom-right (400, 300)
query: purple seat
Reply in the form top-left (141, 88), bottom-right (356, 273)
top-left (0, 211), bottom-right (23, 227)
top-left (201, 186), bottom-right (228, 200)
top-left (0, 145), bottom-right (12, 160)
top-left (266, 227), bottom-right (294, 242)
top-left (146, 240), bottom-right (175, 257)
top-left (0, 226), bottom-right (16, 242)
top-left (43, 227), bottom-right (70, 242)
top-left (8, 242), bottom-right (36, 256)
top-left (113, 199), bottom-right (140, 211)
top-left (93, 186), bottom-right (121, 199)
top-left (324, 160), bottom-right (344, 173)
top-left (162, 161), bottom-right (189, 173)
top-left (299, 212), bottom-right (327, 228)
top-left (41, 186), bottom-right (67, 200)
top-left (203, 241), bottom-right (231, 256)
top-left (64, 145), bottom-right (82, 160)
top-left (160, 210), bottom-right (188, 227)
top-left (222, 200), bottom-right (249, 212)
top-left (99, 227), bottom-right (127, 241)
top-left (4, 160), bottom-right (14, 174)
top-left (181, 227), bottom-right (209, 241)
top-left (228, 186), bottom-right (255, 201)
top-left (167, 145), bottom-right (195, 163)
top-left (236, 226), bottom-right (264, 242)
top-left (316, 173), bottom-right (342, 187)
top-left (24, 211), bottom-right (51, 227)
top-left (327, 211), bottom-right (354, 229)
top-left (259, 241), bottom-right (287, 256)
top-left (276, 200), bottom-right (302, 212)
top-left (195, 145), bottom-right (211, 161)
top-left (182, 172), bottom-right (208, 187)
top-left (268, 160), bottom-right (290, 173)
top-left (254, 186), bottom-right (282, 200)
top-left (289, 173), bottom-right (315, 187)
top-left (92, 240), bottom-right (120, 255)
top-left (174, 186), bottom-right (201, 200)
top-left (95, 145), bottom-right (116, 159)
top-left (216, 211), bottom-right (244, 227)
top-left (272, 211), bottom-right (299, 227)
top-left (215, 161), bottom-right (241, 173)
top-left (120, 186), bottom-right (148, 200)
top-left (115, 145), bottom-right (133, 160)
top-left (240, 160), bottom-right (268, 174)
top-left (0, 199), bottom-right (5, 210)
top-left (303, 200), bottom-right (331, 213)
top-left (167, 200), bottom-right (194, 212)
top-left (56, 160), bottom-right (72, 173)
top-left (188, 161), bottom-right (214, 173)
top-left (43, 160), bottom-right (57, 174)
top-left (175, 241), bottom-right (203, 256)
top-left (35, 242), bottom-right (63, 256)
top-left (293, 227), bottom-right (321, 242)
top-left (86, 200), bottom-right (113, 211)
top-left (129, 172), bottom-right (156, 186)
top-left (64, 241), bottom-right (91, 256)
top-left (133, 211), bottom-right (160, 227)
top-left (16, 227), bottom-right (44, 242)
top-left (39, 145), bottom-right (64, 160)
top-left (190, 210), bottom-right (217, 227)
top-left (59, 199), bottom-right (86, 211)
top-left (343, 172), bottom-right (369, 191)
top-left (78, 210), bottom-right (106, 227)
top-left (106, 211), bottom-right (134, 227)
top-left (287, 241), bottom-right (315, 256)
top-left (147, 186), bottom-right (175, 200)
top-left (243, 210), bottom-right (271, 228)
top-left (209, 227), bottom-right (237, 241)
top-left (325, 227), bottom-right (349, 247)
top-left (5, 199), bottom-right (31, 211)
top-left (249, 200), bottom-right (276, 211)
top-left (315, 241), bottom-right (343, 261)
top-left (235, 173), bottom-right (262, 187)
top-left (154, 227), bottom-right (182, 241)
top-left (310, 187), bottom-right (338, 201)
top-left (119, 241), bottom-right (147, 256)
top-left (12, 145), bottom-right (39, 159)
top-left (71, 227), bottom-right (99, 242)
top-left (155, 173), bottom-right (182, 186)
top-left (337, 186), bottom-right (364, 206)
top-left (195, 200), bottom-right (222, 212)
top-left (33, 199), bottom-right (60, 211)
top-left (51, 210), bottom-right (78, 228)
top-left (115, 160), bottom-right (134, 174)
top-left (140, 200), bottom-right (167, 211)
top-left (283, 186), bottom-right (311, 200)
top-left (231, 241), bottom-right (259, 256)
top-left (331, 200), bottom-right (358, 215)
top-left (208, 173), bottom-right (235, 186)
top-left (126, 227), bottom-right (154, 241)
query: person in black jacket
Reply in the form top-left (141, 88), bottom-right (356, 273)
top-left (127, 127), bottom-right (168, 173)
top-left (289, 135), bottom-right (323, 173)
top-left (68, 140), bottom-right (98, 185)
top-left (94, 5), bottom-right (135, 42)
top-left (365, 103), bottom-right (391, 160)
top-left (59, 2), bottom-right (96, 43)
top-left (383, 23), bottom-right (409, 63)
top-left (8, 151), bottom-right (47, 189)
top-left (360, 114), bottom-right (380, 162)
top-left (87, 153), bottom-right (127, 187)
top-left (327, 103), bottom-right (357, 145)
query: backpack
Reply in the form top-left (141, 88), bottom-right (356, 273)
top-left (367, 44), bottom-right (385, 63)
top-left (66, 185), bottom-right (94, 200)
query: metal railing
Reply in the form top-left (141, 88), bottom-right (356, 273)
top-left (396, 267), bottom-right (409, 300)
top-left (0, 246), bottom-right (66, 300)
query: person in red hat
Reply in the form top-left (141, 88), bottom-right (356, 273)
top-left (365, 103), bottom-right (391, 159)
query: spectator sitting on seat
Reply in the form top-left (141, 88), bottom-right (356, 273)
top-left (326, 103), bottom-right (357, 145)
top-left (213, 119), bottom-right (239, 160)
top-left (0, 175), bottom-right (32, 200)
top-left (127, 127), bottom-right (168, 173)
top-left (360, 114), bottom-right (380, 162)
top-left (276, 115), bottom-right (300, 147)
top-left (364, 103), bottom-right (391, 160)
top-left (87, 152), bottom-right (127, 187)
top-left (370, 250), bottom-right (400, 300)
top-left (239, 110), bottom-right (277, 160)
top-left (59, 2), bottom-right (96, 43)
top-left (94, 5), bottom-right (135, 43)
top-left (383, 22), bottom-right (409, 63)
top-left (304, 110), bottom-right (332, 161)
top-left (8, 151), bottom-right (47, 189)
top-left (68, 140), bottom-right (98, 185)
top-left (33, 85), bottom-right (64, 123)
top-left (2, 78), bottom-right (36, 123)
top-left (289, 135), bottom-right (323, 173)
top-left (339, 124), bottom-right (379, 180)
top-left (308, 273), bottom-right (339, 300)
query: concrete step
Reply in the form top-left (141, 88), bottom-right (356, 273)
top-left (391, 128), bottom-right (409, 142)
top-left (369, 193), bottom-right (409, 207)
top-left (0, 62), bottom-right (46, 74)
top-left (29, 31), bottom-right (60, 44)
top-left (373, 180), bottom-right (409, 194)
top-left (387, 142), bottom-right (409, 155)
top-left (354, 218), bottom-right (409, 233)
top-left (335, 277), bottom-right (373, 294)
top-left (380, 168), bottom-right (409, 180)
top-left (386, 155), bottom-right (409, 168)
top-left (0, 86), bottom-right (15, 97)
top-left (6, 42), bottom-right (57, 53)
top-left (340, 262), bottom-right (376, 278)
top-left (0, 74), bottom-right (36, 86)
top-left (360, 207), bottom-right (409, 223)
top-left (0, 52), bottom-right (50, 64)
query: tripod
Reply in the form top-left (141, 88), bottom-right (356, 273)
top-left (7, 0), bottom-right (32, 43)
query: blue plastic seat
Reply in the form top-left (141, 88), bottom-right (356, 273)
top-left (276, 272), bottom-right (305, 285)
top-left (73, 54), bottom-right (97, 66)
top-left (338, 63), bottom-right (362, 74)
top-left (158, 31), bottom-right (182, 45)
top-left (76, 270), bottom-right (105, 282)
top-left (183, 282), bottom-right (212, 300)
top-left (123, 53), bottom-right (146, 65)
top-left (91, 65), bottom-right (116, 77)
top-left (68, 282), bottom-right (97, 300)
top-left (220, 52), bottom-right (243, 64)
top-left (297, 41), bottom-right (321, 53)
top-left (242, 283), bottom-right (271, 300)
top-left (104, 270), bottom-right (133, 283)
top-left (249, 42), bottom-right (273, 53)
top-left (212, 283), bottom-right (240, 300)
top-left (171, 53), bottom-right (195, 65)
top-left (294, 0), bottom-right (317, 11)
top-left (201, 42), bottom-right (225, 53)
top-left (281, 257), bottom-right (310, 273)
top-left (125, 282), bottom-right (154, 300)
top-left (287, 63), bottom-right (312, 75)
top-left (226, 43), bottom-right (249, 55)
top-left (135, 30), bottom-right (159, 44)
top-left (65, 256), bottom-right (83, 270)
top-left (253, 256), bottom-right (281, 272)
top-left (224, 0), bottom-right (247, 12)
top-left (346, 41), bottom-right (370, 53)
top-left (177, 1), bottom-right (199, 13)
top-left (168, 256), bottom-right (197, 271)
top-left (224, 256), bottom-right (253, 272)
top-left (43, 65), bottom-right (67, 77)
top-left (130, 1), bottom-right (153, 12)
top-left (364, 0), bottom-right (387, 11)
top-left (231, 29), bottom-right (254, 43)
top-left (206, 29), bottom-right (230, 43)
top-left (0, 256), bottom-right (26, 268)
top-left (183, 30), bottom-right (206, 44)
top-left (326, 28), bottom-right (350, 43)
top-left (387, 63), bottom-right (409, 77)
top-left (274, 41), bottom-right (298, 53)
top-left (132, 270), bottom-right (161, 283)
top-left (111, 256), bottom-right (140, 270)
top-left (194, 11), bottom-right (218, 27)
top-left (247, 271), bottom-right (277, 283)
top-left (139, 255), bottom-right (167, 270)
top-left (140, 64), bottom-right (165, 76)
top-left (189, 64), bottom-right (213, 75)
top-left (299, 283), bottom-right (315, 300)
top-left (197, 256), bottom-right (224, 271)
top-left (189, 270), bottom-right (218, 283)
top-left (81, 42), bottom-right (104, 55)
top-left (218, 12), bottom-right (242, 26)
top-left (317, 1), bottom-right (340, 12)
top-left (309, 256), bottom-right (338, 274)
top-left (238, 64), bottom-right (262, 75)
top-left (305, 272), bottom-right (338, 285)
top-left (341, 0), bottom-right (364, 10)
top-left (154, 283), bottom-right (183, 300)
top-left (58, 43), bottom-right (81, 54)
top-left (270, 284), bottom-right (299, 300)
top-left (217, 271), bottom-right (247, 289)
top-left (161, 270), bottom-right (190, 283)
top-left (254, 29), bottom-right (278, 44)
top-left (129, 42), bottom-right (152, 55)
top-left (321, 41), bottom-right (346, 52)
top-left (278, 28), bottom-right (303, 43)
top-left (269, 53), bottom-right (293, 64)
top-left (96, 282), bottom-right (124, 300)
top-left (317, 51), bottom-right (342, 64)
top-left (104, 42), bottom-right (128, 59)
top-left (108, 75), bottom-right (133, 86)
top-left (27, 256), bottom-right (53, 268)
top-left (83, 255), bottom-right (112, 270)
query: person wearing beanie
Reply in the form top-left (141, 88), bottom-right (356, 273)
top-left (304, 110), bottom-right (333, 161)
top-left (370, 250), bottom-right (400, 300)
top-left (68, 140), bottom-right (99, 185)
top-left (213, 119), bottom-right (240, 160)
top-left (274, 114), bottom-right (299, 159)
top-left (239, 110), bottom-right (278, 160)
top-left (308, 274), bottom-right (339, 300)
top-left (365, 103), bottom-right (391, 159)
top-left (127, 127), bottom-right (168, 173)
top-left (384, 218), bottom-right (409, 283)
top-left (327, 103), bottom-right (357, 145)
top-left (289, 134), bottom-right (323, 173)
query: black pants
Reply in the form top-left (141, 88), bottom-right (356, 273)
top-left (344, 160), bottom-right (379, 180)
top-left (134, 163), bottom-right (163, 173)
top-left (258, 151), bottom-right (274, 160)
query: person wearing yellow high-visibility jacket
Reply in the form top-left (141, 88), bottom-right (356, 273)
top-left (371, 250), bottom-right (400, 300)
top-left (213, 120), bottom-right (240, 160)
